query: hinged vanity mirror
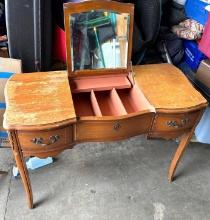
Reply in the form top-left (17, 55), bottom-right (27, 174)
top-left (64, 0), bottom-right (134, 76)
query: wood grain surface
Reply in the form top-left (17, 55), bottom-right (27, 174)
top-left (134, 64), bottom-right (208, 111)
top-left (4, 71), bottom-right (76, 129)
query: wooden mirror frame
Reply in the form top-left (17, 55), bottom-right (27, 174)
top-left (64, 0), bottom-right (134, 77)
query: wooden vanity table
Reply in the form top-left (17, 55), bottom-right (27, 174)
top-left (3, 1), bottom-right (208, 209)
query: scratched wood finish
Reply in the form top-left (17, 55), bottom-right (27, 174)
top-left (76, 112), bottom-right (154, 142)
top-left (151, 111), bottom-right (199, 132)
top-left (3, 65), bottom-right (208, 210)
top-left (134, 64), bottom-right (207, 112)
top-left (18, 126), bottom-right (73, 155)
top-left (4, 71), bottom-right (76, 130)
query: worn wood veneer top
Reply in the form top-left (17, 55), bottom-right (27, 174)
top-left (4, 64), bottom-right (208, 129)
top-left (4, 71), bottom-right (76, 129)
top-left (134, 64), bottom-right (208, 111)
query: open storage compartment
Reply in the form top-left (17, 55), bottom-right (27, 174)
top-left (72, 84), bottom-right (154, 118)
top-left (94, 89), bottom-right (127, 116)
top-left (72, 92), bottom-right (95, 117)
top-left (117, 86), bottom-right (153, 113)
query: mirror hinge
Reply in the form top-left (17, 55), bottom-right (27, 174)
top-left (128, 61), bottom-right (135, 87)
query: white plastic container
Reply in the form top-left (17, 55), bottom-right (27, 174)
top-left (173, 0), bottom-right (187, 5)
top-left (195, 107), bottom-right (210, 144)
top-left (13, 157), bottom-right (53, 177)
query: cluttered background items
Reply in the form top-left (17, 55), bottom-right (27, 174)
top-left (0, 58), bottom-right (22, 148)
top-left (0, 0), bottom-right (7, 58)
top-left (1, 0), bottom-right (209, 72)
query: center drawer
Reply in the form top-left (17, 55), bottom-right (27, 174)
top-left (76, 113), bottom-right (154, 142)
top-left (17, 126), bottom-right (73, 154)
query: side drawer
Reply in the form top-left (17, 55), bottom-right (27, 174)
top-left (17, 126), bottom-right (73, 153)
top-left (76, 112), bottom-right (154, 142)
top-left (151, 111), bottom-right (200, 132)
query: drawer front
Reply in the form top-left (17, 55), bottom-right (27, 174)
top-left (18, 126), bottom-right (73, 152)
top-left (76, 113), bottom-right (154, 142)
top-left (151, 111), bottom-right (199, 132)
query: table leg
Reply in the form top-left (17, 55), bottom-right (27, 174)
top-left (9, 131), bottom-right (33, 209)
top-left (13, 150), bottom-right (33, 209)
top-left (168, 109), bottom-right (204, 182)
top-left (168, 130), bottom-right (193, 182)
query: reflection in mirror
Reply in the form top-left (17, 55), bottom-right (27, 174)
top-left (70, 10), bottom-right (130, 71)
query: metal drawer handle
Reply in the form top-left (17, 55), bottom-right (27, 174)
top-left (31, 135), bottom-right (60, 147)
top-left (166, 118), bottom-right (189, 128)
top-left (113, 122), bottom-right (121, 131)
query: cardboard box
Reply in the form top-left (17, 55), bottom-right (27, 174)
top-left (0, 58), bottom-right (22, 147)
top-left (0, 72), bottom-right (14, 104)
top-left (0, 47), bottom-right (9, 58)
top-left (196, 59), bottom-right (210, 88)
top-left (0, 57), bottom-right (22, 73)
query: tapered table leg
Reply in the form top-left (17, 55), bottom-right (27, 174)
top-left (13, 149), bottom-right (33, 209)
top-left (13, 151), bottom-right (33, 209)
top-left (9, 131), bottom-right (33, 209)
top-left (168, 131), bottom-right (193, 182)
top-left (168, 110), bottom-right (204, 182)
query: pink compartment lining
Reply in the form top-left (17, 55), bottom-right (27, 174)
top-left (72, 86), bottom-right (153, 117)
top-left (70, 75), bottom-right (131, 93)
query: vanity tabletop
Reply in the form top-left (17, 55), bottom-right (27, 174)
top-left (134, 64), bottom-right (208, 112)
top-left (4, 64), bottom-right (208, 130)
top-left (4, 71), bottom-right (76, 130)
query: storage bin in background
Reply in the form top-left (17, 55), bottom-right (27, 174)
top-left (185, 0), bottom-right (210, 25)
top-left (183, 40), bottom-right (206, 71)
top-left (195, 107), bottom-right (210, 144)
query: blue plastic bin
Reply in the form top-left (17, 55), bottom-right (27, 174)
top-left (184, 40), bottom-right (206, 71)
top-left (185, 0), bottom-right (210, 25)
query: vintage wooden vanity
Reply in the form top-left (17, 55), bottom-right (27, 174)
top-left (3, 0), bottom-right (208, 209)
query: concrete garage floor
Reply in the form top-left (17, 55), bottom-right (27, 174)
top-left (1, 136), bottom-right (210, 220)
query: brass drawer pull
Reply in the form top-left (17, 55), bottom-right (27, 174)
top-left (31, 135), bottom-right (60, 147)
top-left (166, 118), bottom-right (189, 128)
top-left (113, 122), bottom-right (121, 131)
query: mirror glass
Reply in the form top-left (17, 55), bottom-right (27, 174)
top-left (70, 10), bottom-right (130, 71)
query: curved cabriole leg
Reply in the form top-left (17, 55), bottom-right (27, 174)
top-left (13, 151), bottom-right (33, 209)
top-left (168, 131), bottom-right (193, 182)
top-left (9, 131), bottom-right (33, 209)
top-left (168, 110), bottom-right (204, 182)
